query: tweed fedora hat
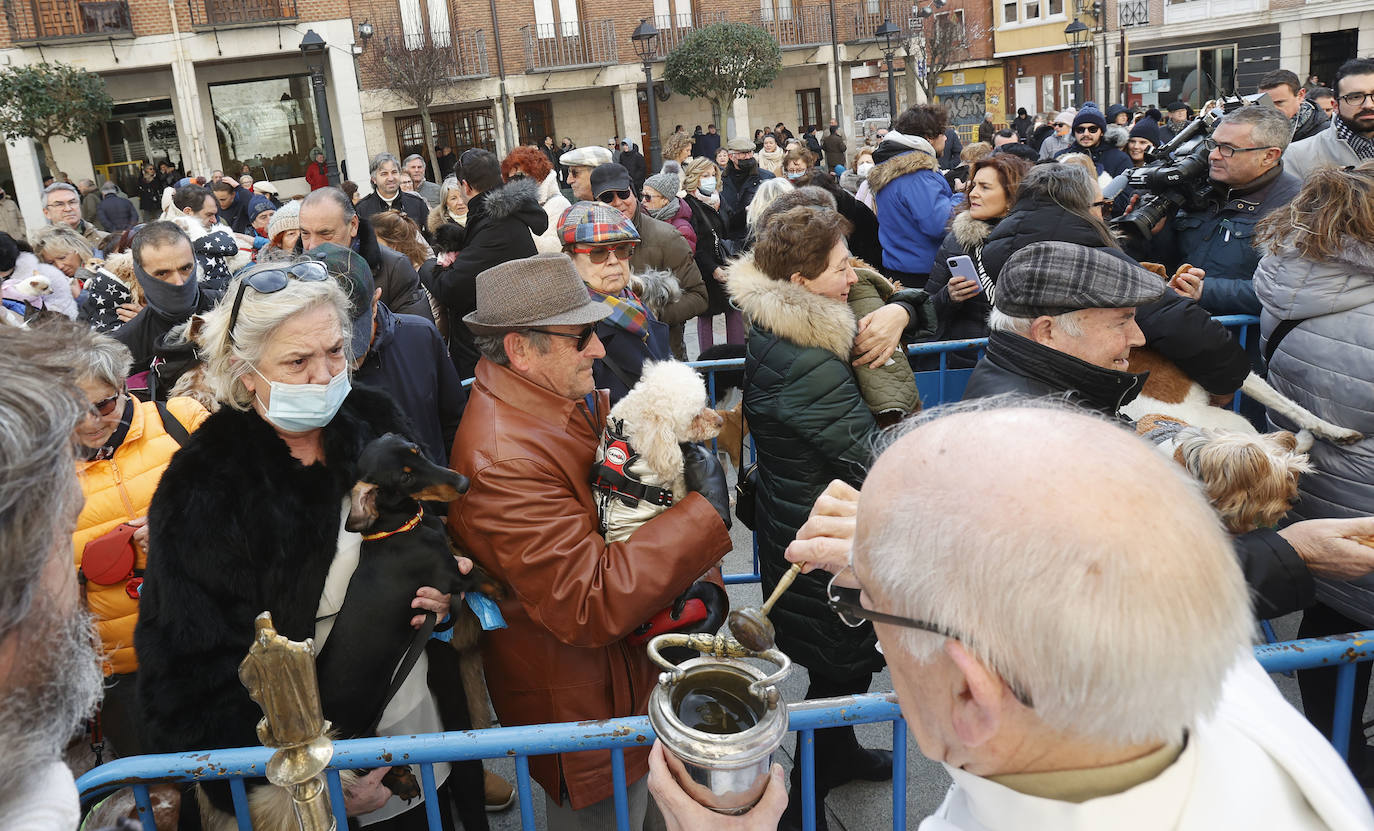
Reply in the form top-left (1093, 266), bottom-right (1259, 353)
top-left (462, 252), bottom-right (610, 336)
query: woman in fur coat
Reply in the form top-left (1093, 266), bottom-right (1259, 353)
top-left (729, 204), bottom-right (932, 829)
top-left (134, 265), bottom-right (472, 829)
top-left (923, 154), bottom-right (1032, 367)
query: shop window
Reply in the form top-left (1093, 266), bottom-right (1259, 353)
top-left (209, 76), bottom-right (320, 181)
top-left (1128, 45), bottom-right (1235, 109)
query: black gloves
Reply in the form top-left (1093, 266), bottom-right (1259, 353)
top-left (681, 442), bottom-right (731, 530)
top-left (672, 580), bottom-right (729, 636)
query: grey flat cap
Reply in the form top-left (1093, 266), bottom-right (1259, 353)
top-left (463, 252), bottom-right (610, 336)
top-left (995, 242), bottom-right (1166, 318)
top-left (560, 146), bottom-right (613, 169)
top-left (725, 137), bottom-right (755, 152)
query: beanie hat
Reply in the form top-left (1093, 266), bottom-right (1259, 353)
top-left (1129, 119), bottom-right (1162, 147)
top-left (1105, 104), bottom-right (1129, 124)
top-left (1072, 105), bottom-right (1107, 131)
top-left (643, 172), bottom-right (681, 200)
top-left (267, 199), bottom-right (300, 241)
top-left (1144, 107), bottom-right (1163, 123)
top-left (1055, 109), bottom-right (1077, 126)
top-left (0, 232), bottom-right (18, 274)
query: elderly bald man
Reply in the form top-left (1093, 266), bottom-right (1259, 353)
top-left (647, 399), bottom-right (1373, 830)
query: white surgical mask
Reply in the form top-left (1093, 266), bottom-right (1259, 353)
top-left (857, 162), bottom-right (874, 178)
top-left (698, 177), bottom-right (717, 195)
top-left (253, 366), bottom-right (350, 433)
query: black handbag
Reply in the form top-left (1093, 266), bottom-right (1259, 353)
top-left (735, 462), bottom-right (759, 531)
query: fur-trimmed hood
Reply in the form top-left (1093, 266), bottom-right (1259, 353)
top-left (482, 177), bottom-right (545, 228)
top-left (867, 148), bottom-right (940, 196)
top-left (950, 210), bottom-right (996, 250)
top-left (726, 253), bottom-right (855, 360)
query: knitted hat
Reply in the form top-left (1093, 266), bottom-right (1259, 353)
top-left (1105, 104), bottom-right (1129, 124)
top-left (1072, 105), bottom-right (1107, 131)
top-left (462, 252), bottom-right (611, 336)
top-left (1054, 109), bottom-right (1077, 127)
top-left (246, 196), bottom-right (275, 226)
top-left (556, 201), bottom-right (639, 246)
top-left (266, 199), bottom-right (300, 241)
top-left (1129, 119), bottom-right (1162, 147)
top-left (643, 172), bottom-right (680, 200)
top-left (996, 242), bottom-right (1165, 318)
top-left (1144, 107), bottom-right (1163, 123)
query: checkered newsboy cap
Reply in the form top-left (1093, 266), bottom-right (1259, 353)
top-left (556, 201), bottom-right (640, 246)
top-left (995, 242), bottom-right (1166, 318)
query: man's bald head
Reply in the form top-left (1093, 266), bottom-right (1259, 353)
top-left (856, 399), bottom-right (1251, 747)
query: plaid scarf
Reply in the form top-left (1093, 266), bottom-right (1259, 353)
top-left (590, 287), bottom-right (649, 340)
top-left (1336, 117), bottom-right (1374, 161)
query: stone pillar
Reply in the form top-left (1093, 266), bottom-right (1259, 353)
top-left (327, 43), bottom-right (369, 187)
top-left (7, 138), bottom-right (44, 243)
top-left (730, 96), bottom-right (751, 142)
top-left (614, 84), bottom-right (642, 151)
top-left (170, 58), bottom-right (209, 176)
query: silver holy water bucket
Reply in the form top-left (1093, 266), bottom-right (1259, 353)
top-left (646, 633), bottom-right (792, 814)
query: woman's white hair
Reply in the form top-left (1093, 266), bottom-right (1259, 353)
top-left (196, 262), bottom-right (353, 411)
top-left (987, 307), bottom-right (1085, 337)
top-left (31, 225), bottom-right (94, 262)
top-left (746, 178), bottom-right (796, 228)
top-left (61, 328), bottom-right (133, 390)
top-left (860, 395), bottom-right (1253, 746)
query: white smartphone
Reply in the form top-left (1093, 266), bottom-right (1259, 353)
top-left (946, 255), bottom-right (983, 295)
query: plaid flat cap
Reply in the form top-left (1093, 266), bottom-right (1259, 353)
top-left (560, 146), bottom-right (613, 169)
top-left (556, 201), bottom-right (640, 246)
top-left (995, 242), bottom-right (1166, 318)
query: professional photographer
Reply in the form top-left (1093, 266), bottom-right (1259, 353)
top-left (1121, 104), bottom-right (1299, 316)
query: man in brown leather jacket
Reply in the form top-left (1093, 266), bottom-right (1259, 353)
top-left (447, 252), bottom-right (733, 830)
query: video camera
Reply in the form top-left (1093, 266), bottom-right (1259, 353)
top-left (1110, 94), bottom-right (1271, 240)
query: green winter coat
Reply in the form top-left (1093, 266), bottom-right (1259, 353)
top-left (847, 265), bottom-right (931, 418)
top-left (728, 254), bottom-right (884, 682)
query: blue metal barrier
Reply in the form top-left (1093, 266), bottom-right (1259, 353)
top-left (78, 628), bottom-right (1371, 831)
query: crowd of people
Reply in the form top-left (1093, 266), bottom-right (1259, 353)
top-left (5, 55), bottom-right (1374, 831)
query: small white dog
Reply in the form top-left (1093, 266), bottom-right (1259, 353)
top-left (593, 361), bottom-right (723, 542)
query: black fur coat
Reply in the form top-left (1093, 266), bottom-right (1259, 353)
top-left (135, 386), bottom-right (409, 763)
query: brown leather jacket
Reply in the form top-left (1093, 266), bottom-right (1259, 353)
top-left (447, 359), bottom-right (733, 809)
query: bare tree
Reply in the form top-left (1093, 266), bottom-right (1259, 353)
top-left (900, 11), bottom-right (990, 112)
top-left (372, 34), bottom-right (453, 175)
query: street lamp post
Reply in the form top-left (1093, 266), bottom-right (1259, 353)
top-left (299, 29), bottom-right (340, 186)
top-left (875, 19), bottom-right (901, 126)
top-left (1064, 18), bottom-right (1090, 108)
top-left (631, 19), bottom-right (662, 174)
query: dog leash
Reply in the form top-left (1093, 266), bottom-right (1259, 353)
top-left (365, 610), bottom-right (438, 737)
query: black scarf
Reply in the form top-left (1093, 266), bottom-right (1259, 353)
top-left (984, 330), bottom-right (1147, 417)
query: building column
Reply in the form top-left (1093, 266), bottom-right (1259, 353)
top-left (730, 96), bottom-right (751, 142)
top-left (170, 58), bottom-right (209, 176)
top-left (7, 138), bottom-right (45, 242)
top-left (839, 62), bottom-right (857, 133)
top-left (614, 84), bottom-right (642, 150)
top-left (328, 43), bottom-right (369, 186)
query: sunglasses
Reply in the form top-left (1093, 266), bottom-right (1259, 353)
top-left (226, 261), bottom-right (332, 344)
top-left (597, 190), bottom-right (633, 204)
top-left (527, 323), bottom-right (598, 351)
top-left (87, 391), bottom-right (123, 419)
top-left (569, 242), bottom-right (637, 264)
top-left (1074, 125), bottom-right (1102, 134)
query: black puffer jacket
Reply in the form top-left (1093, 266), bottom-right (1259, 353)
top-left (981, 194), bottom-right (1250, 395)
top-left (728, 255), bottom-right (883, 682)
top-left (925, 211), bottom-right (998, 366)
top-left (684, 194), bottom-right (731, 316)
top-left (434, 179), bottom-right (547, 376)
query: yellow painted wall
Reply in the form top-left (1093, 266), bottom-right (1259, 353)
top-left (994, 21), bottom-right (1076, 55)
top-left (932, 65), bottom-right (1009, 117)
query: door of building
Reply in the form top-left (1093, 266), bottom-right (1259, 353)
top-left (797, 88), bottom-right (822, 131)
top-left (1015, 76), bottom-right (1037, 117)
top-left (1310, 30), bottom-right (1357, 91)
top-left (516, 99), bottom-right (555, 147)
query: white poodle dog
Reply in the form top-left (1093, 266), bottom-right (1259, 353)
top-left (593, 360), bottom-right (723, 542)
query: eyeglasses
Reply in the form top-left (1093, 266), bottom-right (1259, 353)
top-left (825, 565), bottom-right (1035, 708)
top-left (526, 323), bottom-right (598, 351)
top-left (86, 391), bottom-right (124, 419)
top-left (1339, 91), bottom-right (1374, 106)
top-left (226, 261), bottom-right (332, 344)
top-left (569, 242), bottom-right (637, 263)
top-left (1073, 125), bottom-right (1101, 134)
top-left (1202, 138), bottom-right (1273, 158)
top-left (597, 190), bottom-right (633, 204)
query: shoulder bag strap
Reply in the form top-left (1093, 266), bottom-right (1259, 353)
top-left (153, 400), bottom-right (190, 446)
top-left (1263, 318), bottom-right (1304, 367)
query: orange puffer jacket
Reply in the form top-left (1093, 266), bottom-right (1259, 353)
top-left (72, 397), bottom-right (208, 675)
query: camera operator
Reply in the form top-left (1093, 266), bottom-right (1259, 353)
top-left (1125, 105), bottom-right (1299, 316)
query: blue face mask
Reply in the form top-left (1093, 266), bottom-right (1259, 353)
top-left (786, 170), bottom-right (804, 181)
top-left (253, 367), bottom-right (351, 433)
top-left (698, 177), bottom-right (717, 195)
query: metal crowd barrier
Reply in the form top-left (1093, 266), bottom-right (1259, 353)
top-left (77, 628), bottom-right (1372, 831)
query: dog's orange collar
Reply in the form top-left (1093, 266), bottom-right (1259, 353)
top-left (361, 506), bottom-right (424, 541)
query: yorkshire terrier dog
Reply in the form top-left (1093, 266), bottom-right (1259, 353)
top-left (593, 361), bottom-right (724, 542)
top-left (1137, 413), bottom-right (1313, 535)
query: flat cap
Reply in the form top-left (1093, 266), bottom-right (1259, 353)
top-left (304, 242), bottom-right (376, 360)
top-left (463, 252), bottom-right (610, 336)
top-left (557, 201), bottom-right (639, 246)
top-left (726, 137), bottom-right (755, 152)
top-left (559, 146), bottom-right (613, 169)
top-left (995, 242), bottom-right (1165, 318)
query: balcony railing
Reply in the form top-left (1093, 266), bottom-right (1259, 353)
top-left (187, 0), bottom-right (294, 26)
top-left (754, 4), bottom-right (832, 48)
top-left (847, 0), bottom-right (912, 41)
top-left (521, 19), bottom-right (618, 71)
top-left (650, 10), bottom-right (726, 54)
top-left (447, 28), bottom-right (490, 78)
top-left (1118, 0), bottom-right (1148, 26)
top-left (4, 0), bottom-right (131, 42)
